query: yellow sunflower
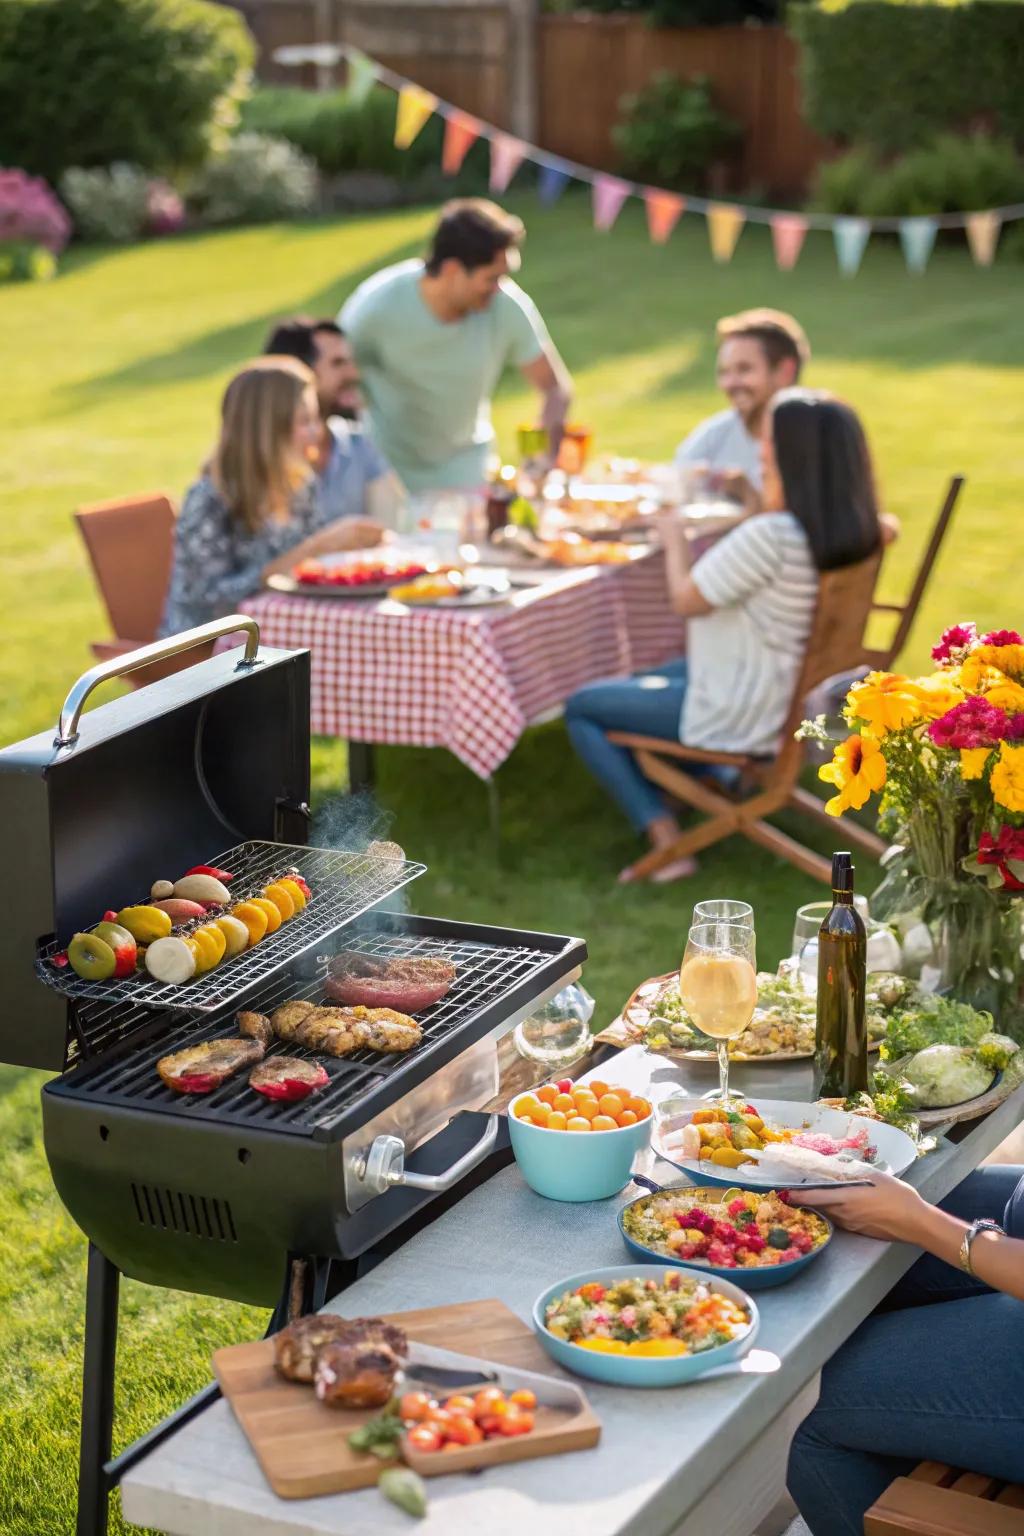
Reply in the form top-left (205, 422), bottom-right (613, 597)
top-left (819, 733), bottom-right (887, 816)
top-left (844, 672), bottom-right (922, 738)
top-left (990, 742), bottom-right (1024, 815)
top-left (975, 642), bottom-right (1024, 681)
top-left (959, 747), bottom-right (992, 781)
top-left (983, 678), bottom-right (1024, 715)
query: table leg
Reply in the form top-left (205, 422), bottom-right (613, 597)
top-left (347, 740), bottom-right (376, 793)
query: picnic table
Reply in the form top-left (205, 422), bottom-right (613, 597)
top-left (220, 551), bottom-right (685, 781)
top-left (120, 1044), bottom-right (1024, 1536)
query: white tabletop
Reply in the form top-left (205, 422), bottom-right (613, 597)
top-left (122, 1046), bottom-right (1024, 1536)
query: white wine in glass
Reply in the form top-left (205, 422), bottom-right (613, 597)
top-left (679, 921), bottom-right (757, 1106)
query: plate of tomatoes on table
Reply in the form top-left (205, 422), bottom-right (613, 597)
top-left (268, 549), bottom-right (443, 598)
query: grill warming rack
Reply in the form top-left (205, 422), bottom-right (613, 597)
top-left (48, 926), bottom-right (567, 1142)
top-left (35, 841), bottom-right (425, 1015)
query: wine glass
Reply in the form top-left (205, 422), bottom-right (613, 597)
top-left (679, 921), bottom-right (757, 1108)
top-left (693, 899), bottom-right (754, 930)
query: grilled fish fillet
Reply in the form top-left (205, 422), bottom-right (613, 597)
top-left (157, 1037), bottom-right (265, 1094)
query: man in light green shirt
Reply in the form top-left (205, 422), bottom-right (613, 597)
top-left (340, 199), bottom-right (572, 494)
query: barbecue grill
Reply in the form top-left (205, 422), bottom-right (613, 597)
top-left (0, 618), bottom-right (587, 1536)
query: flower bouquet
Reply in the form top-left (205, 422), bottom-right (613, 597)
top-left (807, 624), bottom-right (1024, 1032)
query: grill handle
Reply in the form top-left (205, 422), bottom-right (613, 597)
top-left (54, 615), bottom-right (261, 747)
top-left (357, 1114), bottom-right (500, 1199)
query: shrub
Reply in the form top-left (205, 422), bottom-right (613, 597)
top-left (813, 135), bottom-right (1024, 217)
top-left (0, 239), bottom-right (58, 282)
top-left (0, 167), bottom-right (70, 253)
top-left (0, 0), bottom-right (254, 184)
top-left (239, 86), bottom-right (447, 180)
top-left (61, 164), bottom-right (151, 243)
top-left (793, 1), bottom-right (1024, 155)
top-left (612, 73), bottom-right (741, 190)
top-left (188, 133), bottom-right (318, 226)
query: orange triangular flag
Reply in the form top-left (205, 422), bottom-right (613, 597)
top-left (645, 190), bottom-right (685, 245)
top-left (966, 210), bottom-right (1001, 267)
top-left (706, 203), bottom-right (745, 264)
top-left (394, 84), bottom-right (438, 150)
top-left (442, 112), bottom-right (482, 176)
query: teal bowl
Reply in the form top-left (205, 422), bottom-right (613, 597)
top-left (618, 1187), bottom-right (833, 1290)
top-left (507, 1108), bottom-right (652, 1202)
top-left (532, 1264), bottom-right (758, 1387)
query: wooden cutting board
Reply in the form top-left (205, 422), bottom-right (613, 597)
top-left (212, 1298), bottom-right (601, 1499)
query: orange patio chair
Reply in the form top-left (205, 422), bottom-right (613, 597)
top-left (866, 1459), bottom-right (1024, 1534)
top-left (74, 492), bottom-right (213, 687)
top-left (607, 550), bottom-right (886, 886)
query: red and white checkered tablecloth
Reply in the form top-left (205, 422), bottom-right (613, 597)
top-left (224, 552), bottom-right (685, 779)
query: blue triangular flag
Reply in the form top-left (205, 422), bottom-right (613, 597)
top-left (899, 216), bottom-right (938, 274)
top-left (833, 217), bottom-right (870, 277)
top-left (537, 161), bottom-right (572, 206)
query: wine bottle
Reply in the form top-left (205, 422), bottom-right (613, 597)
top-left (813, 851), bottom-right (868, 1099)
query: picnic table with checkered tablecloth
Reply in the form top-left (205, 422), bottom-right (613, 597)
top-left (222, 551), bottom-right (685, 779)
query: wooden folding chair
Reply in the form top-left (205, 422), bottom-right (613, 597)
top-left (865, 474), bottom-right (964, 671)
top-left (607, 550), bottom-right (886, 886)
top-left (866, 1459), bottom-right (1024, 1534)
top-left (74, 492), bottom-right (213, 687)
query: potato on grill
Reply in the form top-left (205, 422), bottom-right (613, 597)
top-left (156, 1037), bottom-right (265, 1095)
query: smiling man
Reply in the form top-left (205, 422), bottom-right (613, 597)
top-left (340, 199), bottom-right (572, 494)
top-left (675, 308), bottom-right (810, 510)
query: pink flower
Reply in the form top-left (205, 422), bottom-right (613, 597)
top-left (928, 696), bottom-right (1010, 749)
top-left (932, 622), bottom-right (977, 663)
top-left (1006, 715), bottom-right (1024, 742)
top-left (981, 630), bottom-right (1024, 647)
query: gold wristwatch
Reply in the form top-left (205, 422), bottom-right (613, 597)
top-left (958, 1218), bottom-right (1003, 1275)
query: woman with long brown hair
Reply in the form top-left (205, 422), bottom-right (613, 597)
top-left (160, 356), bottom-right (381, 635)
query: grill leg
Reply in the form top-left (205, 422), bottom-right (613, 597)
top-left (348, 740), bottom-right (376, 792)
top-left (77, 1243), bottom-right (119, 1536)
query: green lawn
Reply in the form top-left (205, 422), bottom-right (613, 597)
top-left (2, 196), bottom-right (1024, 1534)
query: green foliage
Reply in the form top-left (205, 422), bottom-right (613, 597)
top-left (613, 73), bottom-right (741, 189)
top-left (793, 2), bottom-right (1024, 154)
top-left (239, 86), bottom-right (446, 180)
top-left (542, 0), bottom-right (785, 21)
top-left (60, 164), bottom-right (152, 244)
top-left (187, 133), bottom-right (318, 226)
top-left (814, 135), bottom-right (1024, 216)
top-left (0, 0), bottom-right (254, 184)
top-left (0, 239), bottom-right (56, 281)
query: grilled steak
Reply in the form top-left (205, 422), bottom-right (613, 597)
top-left (273, 1315), bottom-right (356, 1383)
top-left (249, 1057), bottom-right (329, 1102)
top-left (314, 1340), bottom-right (403, 1409)
top-left (325, 951), bottom-right (457, 1013)
top-left (157, 1037), bottom-right (265, 1095)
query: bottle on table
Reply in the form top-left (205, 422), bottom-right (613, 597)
top-left (813, 851), bottom-right (868, 1099)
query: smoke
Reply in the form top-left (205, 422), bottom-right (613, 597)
top-left (311, 790), bottom-right (413, 927)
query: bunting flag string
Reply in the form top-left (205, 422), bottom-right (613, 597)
top-left (275, 40), bottom-right (1024, 277)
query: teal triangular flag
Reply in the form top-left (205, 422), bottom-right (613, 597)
top-left (833, 217), bottom-right (870, 277)
top-left (899, 216), bottom-right (938, 274)
top-left (347, 48), bottom-right (378, 106)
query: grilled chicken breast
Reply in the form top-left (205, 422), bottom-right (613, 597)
top-left (157, 1037), bottom-right (265, 1095)
top-left (263, 1001), bottom-right (422, 1056)
top-left (237, 1011), bottom-right (274, 1047)
top-left (293, 1009), bottom-right (364, 1055)
top-left (270, 1001), bottom-right (316, 1042)
top-left (344, 1005), bottom-right (423, 1053)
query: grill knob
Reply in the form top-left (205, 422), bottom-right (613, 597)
top-left (359, 1134), bottom-right (406, 1196)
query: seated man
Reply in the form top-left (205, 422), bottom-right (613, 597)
top-left (340, 198), bottom-right (572, 495)
top-left (263, 316), bottom-right (402, 529)
top-left (675, 308), bottom-right (810, 512)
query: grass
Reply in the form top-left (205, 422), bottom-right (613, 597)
top-left (2, 194), bottom-right (1024, 1533)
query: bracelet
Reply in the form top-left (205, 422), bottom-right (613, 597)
top-left (958, 1218), bottom-right (1004, 1275)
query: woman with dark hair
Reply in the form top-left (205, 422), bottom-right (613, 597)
top-left (564, 389), bottom-right (882, 883)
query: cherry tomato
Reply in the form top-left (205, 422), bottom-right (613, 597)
top-left (407, 1425), bottom-right (443, 1454)
top-left (545, 1111), bottom-right (568, 1131)
top-left (441, 1441), bottom-right (464, 1453)
top-left (617, 1109), bottom-right (639, 1127)
top-left (445, 1414), bottom-right (484, 1446)
top-left (498, 1410), bottom-right (533, 1437)
top-left (424, 1409), bottom-right (452, 1433)
top-left (592, 1114), bottom-right (618, 1132)
top-left (508, 1389), bottom-right (537, 1411)
top-left (628, 1096), bottom-right (651, 1120)
top-left (473, 1387), bottom-right (506, 1417)
top-left (586, 1079), bottom-right (609, 1099)
top-left (566, 1116), bottom-right (591, 1132)
top-left (597, 1093), bottom-right (625, 1118)
top-left (536, 1084), bottom-right (558, 1106)
top-left (555, 1079), bottom-right (573, 1094)
top-left (399, 1392), bottom-right (436, 1423)
top-left (551, 1093), bottom-right (575, 1114)
top-left (477, 1413), bottom-right (505, 1437)
top-left (444, 1395), bottom-right (476, 1415)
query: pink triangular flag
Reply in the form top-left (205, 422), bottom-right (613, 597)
top-left (592, 174), bottom-right (630, 232)
top-left (966, 210), bottom-right (1001, 267)
top-left (771, 214), bottom-right (808, 271)
top-left (490, 133), bottom-right (528, 195)
top-left (644, 189), bottom-right (685, 245)
top-left (442, 111), bottom-right (482, 177)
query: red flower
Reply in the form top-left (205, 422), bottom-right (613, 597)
top-left (980, 629), bottom-right (1024, 647)
top-left (1007, 715), bottom-right (1024, 742)
top-left (928, 696), bottom-right (1010, 750)
top-left (932, 622), bottom-right (977, 663)
top-left (976, 825), bottom-right (1024, 892)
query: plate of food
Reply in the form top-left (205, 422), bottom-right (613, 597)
top-left (269, 549), bottom-right (443, 598)
top-left (533, 1265), bottom-right (757, 1387)
top-left (653, 1098), bottom-right (917, 1189)
top-left (386, 569), bottom-right (515, 608)
top-left (619, 971), bottom-right (889, 1063)
top-left (619, 1184), bottom-right (832, 1289)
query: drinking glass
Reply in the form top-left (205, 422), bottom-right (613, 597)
top-left (517, 425), bottom-right (549, 463)
top-left (512, 983), bottom-right (595, 1068)
top-left (556, 424), bottom-right (593, 475)
top-left (679, 921), bottom-right (757, 1108)
top-left (693, 899), bottom-right (754, 930)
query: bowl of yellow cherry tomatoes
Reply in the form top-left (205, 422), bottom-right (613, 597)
top-left (507, 1077), bottom-right (653, 1202)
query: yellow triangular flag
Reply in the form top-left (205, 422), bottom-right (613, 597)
top-left (394, 84), bottom-right (438, 150)
top-left (706, 203), bottom-right (745, 264)
top-left (966, 210), bottom-right (1001, 267)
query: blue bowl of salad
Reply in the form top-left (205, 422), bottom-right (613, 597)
top-left (533, 1264), bottom-right (758, 1387)
top-left (619, 1183), bottom-right (832, 1290)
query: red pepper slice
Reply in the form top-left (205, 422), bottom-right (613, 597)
top-left (292, 876), bottom-right (312, 899)
top-left (172, 1072), bottom-right (220, 1094)
top-left (250, 1065), bottom-right (328, 1101)
top-left (184, 865), bottom-right (234, 882)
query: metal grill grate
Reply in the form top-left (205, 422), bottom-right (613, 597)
top-left (50, 926), bottom-right (564, 1140)
top-left (35, 841), bottom-right (425, 1016)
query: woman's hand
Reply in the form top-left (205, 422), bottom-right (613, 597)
top-left (795, 1169), bottom-right (928, 1242)
top-left (313, 518), bottom-right (384, 553)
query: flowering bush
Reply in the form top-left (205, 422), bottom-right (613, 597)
top-left (0, 168), bottom-right (71, 254)
top-left (60, 165), bottom-right (185, 243)
top-left (187, 133), bottom-right (317, 227)
top-left (808, 623), bottom-right (1024, 1026)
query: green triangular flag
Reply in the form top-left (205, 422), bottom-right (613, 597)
top-left (347, 48), bottom-right (378, 106)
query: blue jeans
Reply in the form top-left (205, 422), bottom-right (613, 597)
top-left (787, 1165), bottom-right (1024, 1536)
top-left (564, 660), bottom-right (690, 833)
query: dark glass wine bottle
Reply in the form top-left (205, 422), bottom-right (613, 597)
top-left (813, 851), bottom-right (868, 1099)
